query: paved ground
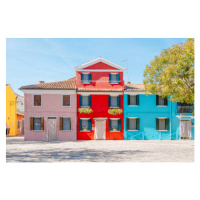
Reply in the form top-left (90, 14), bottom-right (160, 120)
top-left (6, 137), bottom-right (194, 162)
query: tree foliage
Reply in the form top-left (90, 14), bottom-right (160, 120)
top-left (143, 38), bottom-right (194, 104)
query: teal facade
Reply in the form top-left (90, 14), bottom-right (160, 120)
top-left (124, 94), bottom-right (194, 140)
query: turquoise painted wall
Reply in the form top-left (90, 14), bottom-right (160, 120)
top-left (124, 94), bottom-right (194, 140)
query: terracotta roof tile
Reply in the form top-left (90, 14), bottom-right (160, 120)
top-left (125, 83), bottom-right (145, 91)
top-left (20, 77), bottom-right (76, 90)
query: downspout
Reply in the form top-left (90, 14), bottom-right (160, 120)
top-left (170, 100), bottom-right (172, 140)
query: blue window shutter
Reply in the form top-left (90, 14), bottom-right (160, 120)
top-left (156, 118), bottom-right (159, 130)
top-left (79, 95), bottom-right (82, 106)
top-left (89, 73), bottom-right (91, 83)
top-left (136, 118), bottom-right (140, 130)
top-left (89, 95), bottom-right (91, 107)
top-left (88, 119), bottom-right (91, 131)
top-left (126, 118), bottom-right (129, 130)
top-left (156, 95), bottom-right (159, 105)
top-left (109, 119), bottom-right (111, 131)
top-left (117, 73), bottom-right (120, 83)
top-left (118, 96), bottom-right (120, 107)
top-left (108, 96), bottom-right (111, 107)
top-left (81, 73), bottom-right (83, 83)
top-left (136, 95), bottom-right (139, 105)
top-left (164, 98), bottom-right (168, 106)
top-left (118, 119), bottom-right (121, 131)
top-left (79, 119), bottom-right (82, 130)
top-left (165, 118), bottom-right (169, 130)
top-left (109, 73), bottom-right (111, 83)
top-left (128, 95), bottom-right (130, 106)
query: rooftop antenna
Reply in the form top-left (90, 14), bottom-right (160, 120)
top-left (121, 59), bottom-right (129, 83)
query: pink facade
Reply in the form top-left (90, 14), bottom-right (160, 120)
top-left (24, 93), bottom-right (77, 141)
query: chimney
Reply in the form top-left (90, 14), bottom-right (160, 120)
top-left (39, 81), bottom-right (45, 84)
top-left (127, 81), bottom-right (131, 84)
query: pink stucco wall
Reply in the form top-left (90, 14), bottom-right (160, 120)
top-left (24, 93), bottom-right (77, 141)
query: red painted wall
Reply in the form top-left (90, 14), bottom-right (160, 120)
top-left (77, 94), bottom-right (124, 140)
top-left (76, 62), bottom-right (124, 91)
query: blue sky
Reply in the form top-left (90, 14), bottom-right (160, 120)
top-left (6, 38), bottom-right (187, 96)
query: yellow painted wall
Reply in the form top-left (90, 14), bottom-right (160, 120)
top-left (6, 86), bottom-right (17, 136)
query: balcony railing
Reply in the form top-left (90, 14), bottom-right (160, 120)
top-left (177, 106), bottom-right (194, 113)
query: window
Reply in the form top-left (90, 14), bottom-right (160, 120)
top-left (30, 117), bottom-right (44, 131)
top-left (109, 96), bottom-right (120, 107)
top-left (109, 119), bottom-right (121, 131)
top-left (60, 117), bottom-right (71, 131)
top-left (81, 73), bottom-right (91, 83)
top-left (79, 119), bottom-right (91, 131)
top-left (177, 102), bottom-right (193, 113)
top-left (128, 95), bottom-right (139, 106)
top-left (34, 95), bottom-right (41, 106)
top-left (156, 118), bottom-right (169, 131)
top-left (156, 95), bottom-right (167, 106)
top-left (126, 118), bottom-right (139, 130)
top-left (17, 120), bottom-right (20, 129)
top-left (80, 95), bottom-right (91, 107)
top-left (109, 73), bottom-right (119, 83)
top-left (63, 95), bottom-right (70, 106)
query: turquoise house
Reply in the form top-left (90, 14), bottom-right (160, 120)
top-left (124, 83), bottom-right (194, 140)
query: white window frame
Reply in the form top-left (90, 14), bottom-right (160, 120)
top-left (110, 73), bottom-right (119, 84)
top-left (110, 96), bottom-right (119, 108)
top-left (32, 116), bottom-right (43, 131)
top-left (157, 96), bottom-right (167, 107)
top-left (61, 116), bottom-right (72, 131)
top-left (157, 117), bottom-right (168, 131)
top-left (62, 94), bottom-right (71, 107)
top-left (81, 73), bottom-right (90, 84)
top-left (80, 118), bottom-right (90, 132)
top-left (110, 118), bottom-right (120, 132)
top-left (129, 95), bottom-right (138, 107)
top-left (33, 94), bottom-right (42, 107)
top-left (81, 94), bottom-right (90, 107)
top-left (127, 117), bottom-right (138, 131)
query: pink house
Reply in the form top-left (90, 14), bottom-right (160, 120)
top-left (20, 77), bottom-right (77, 141)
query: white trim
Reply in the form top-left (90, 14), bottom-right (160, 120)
top-left (127, 130), bottom-right (138, 131)
top-left (74, 57), bottom-right (126, 71)
top-left (82, 72), bottom-right (90, 74)
top-left (127, 117), bottom-right (138, 119)
top-left (61, 116), bottom-right (72, 131)
top-left (80, 118), bottom-right (91, 120)
top-left (157, 130), bottom-right (168, 131)
top-left (77, 69), bottom-right (124, 72)
top-left (157, 117), bottom-right (168, 119)
top-left (93, 118), bottom-right (108, 120)
top-left (157, 106), bottom-right (167, 107)
top-left (128, 105), bottom-right (138, 107)
top-left (21, 89), bottom-right (76, 94)
top-left (62, 94), bottom-right (71, 107)
top-left (124, 91), bottom-right (147, 94)
top-left (77, 91), bottom-right (123, 95)
top-left (31, 116), bottom-right (43, 131)
top-left (110, 118), bottom-right (120, 120)
top-left (33, 94), bottom-right (42, 107)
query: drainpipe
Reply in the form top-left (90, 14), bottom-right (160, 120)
top-left (170, 100), bottom-right (172, 140)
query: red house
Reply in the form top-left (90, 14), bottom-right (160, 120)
top-left (75, 57), bottom-right (126, 140)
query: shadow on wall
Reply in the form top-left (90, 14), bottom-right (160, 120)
top-left (6, 148), bottom-right (146, 162)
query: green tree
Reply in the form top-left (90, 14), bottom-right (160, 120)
top-left (143, 38), bottom-right (194, 105)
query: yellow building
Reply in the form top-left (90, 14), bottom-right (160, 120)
top-left (6, 84), bottom-right (17, 136)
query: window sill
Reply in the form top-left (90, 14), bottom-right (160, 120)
top-left (110, 83), bottom-right (119, 84)
top-left (31, 130), bottom-right (43, 131)
top-left (33, 106), bottom-right (42, 107)
top-left (110, 107), bottom-right (120, 108)
top-left (62, 105), bottom-right (71, 107)
top-left (80, 130), bottom-right (91, 132)
top-left (110, 131), bottom-right (120, 132)
top-left (81, 82), bottom-right (91, 84)
top-left (128, 105), bottom-right (138, 107)
top-left (157, 106), bottom-right (167, 107)
top-left (60, 130), bottom-right (72, 132)
top-left (157, 130), bottom-right (168, 131)
top-left (127, 130), bottom-right (139, 131)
